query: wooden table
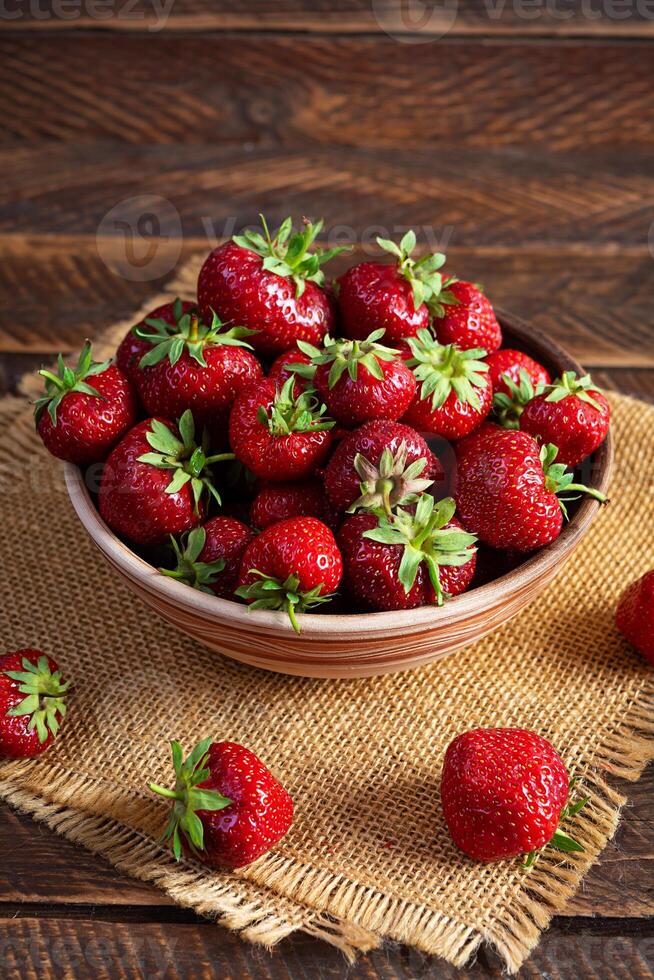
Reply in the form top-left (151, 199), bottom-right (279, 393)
top-left (2, 3), bottom-right (654, 976)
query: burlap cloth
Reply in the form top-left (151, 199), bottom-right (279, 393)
top-left (2, 259), bottom-right (653, 973)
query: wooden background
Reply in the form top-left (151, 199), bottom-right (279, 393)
top-left (1, 1), bottom-right (654, 976)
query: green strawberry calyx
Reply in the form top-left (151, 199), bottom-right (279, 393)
top-left (493, 368), bottom-right (546, 430)
top-left (362, 494), bottom-right (477, 604)
top-left (233, 214), bottom-right (348, 298)
top-left (348, 442), bottom-right (434, 517)
top-left (148, 738), bottom-right (232, 861)
top-left (376, 230), bottom-right (459, 318)
top-left (544, 371), bottom-right (604, 413)
top-left (137, 410), bottom-right (234, 513)
top-left (159, 527), bottom-right (226, 594)
top-left (3, 655), bottom-right (70, 744)
top-left (235, 572), bottom-right (333, 634)
top-left (540, 443), bottom-right (608, 518)
top-left (257, 377), bottom-right (335, 437)
top-left (405, 329), bottom-right (489, 411)
top-left (523, 777), bottom-right (589, 868)
top-left (292, 330), bottom-right (399, 389)
top-left (137, 301), bottom-right (256, 370)
top-left (34, 341), bottom-right (110, 427)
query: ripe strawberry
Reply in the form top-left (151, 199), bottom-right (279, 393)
top-left (338, 231), bottom-right (457, 345)
top-left (229, 377), bottom-right (334, 482)
top-left (149, 738), bottom-right (293, 869)
top-left (197, 216), bottom-right (344, 357)
top-left (441, 728), bottom-right (587, 864)
top-left (401, 330), bottom-right (492, 439)
top-left (161, 518), bottom-right (254, 599)
top-left (455, 425), bottom-right (606, 552)
top-left (0, 650), bottom-right (69, 759)
top-left (486, 348), bottom-right (551, 398)
top-left (250, 478), bottom-right (331, 530)
top-left (268, 348), bottom-right (314, 398)
top-left (324, 420), bottom-right (444, 513)
top-left (99, 411), bottom-right (230, 547)
top-left (116, 299), bottom-right (196, 383)
top-left (431, 280), bottom-right (502, 352)
top-left (34, 342), bottom-right (137, 465)
top-left (338, 495), bottom-right (476, 611)
top-left (615, 570), bottom-right (654, 666)
top-left (519, 372), bottom-right (611, 467)
top-left (491, 367), bottom-right (548, 431)
top-left (236, 517), bottom-right (342, 632)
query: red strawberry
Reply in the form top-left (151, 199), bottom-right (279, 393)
top-left (149, 738), bottom-right (293, 869)
top-left (0, 650), bottom-right (69, 759)
top-left (116, 299), bottom-right (196, 383)
top-left (161, 518), bottom-right (254, 599)
top-left (432, 280), bottom-right (502, 352)
top-left (99, 411), bottom-right (230, 547)
top-left (441, 728), bottom-right (587, 864)
top-left (486, 348), bottom-right (551, 398)
top-left (197, 216), bottom-right (344, 357)
top-left (250, 478), bottom-right (331, 530)
top-left (324, 420), bottom-right (444, 513)
top-left (401, 331), bottom-right (492, 439)
top-left (229, 377), bottom-right (334, 482)
top-left (491, 365), bottom-right (550, 431)
top-left (268, 348), bottom-right (314, 398)
top-left (34, 342), bottom-right (137, 465)
top-left (455, 424), bottom-right (606, 552)
top-left (236, 517), bottom-right (342, 632)
top-left (519, 372), bottom-right (611, 467)
top-left (338, 231), bottom-right (457, 345)
top-left (338, 495), bottom-right (476, 611)
top-left (615, 570), bottom-right (654, 666)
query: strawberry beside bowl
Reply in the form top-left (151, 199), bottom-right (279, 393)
top-left (63, 310), bottom-right (612, 679)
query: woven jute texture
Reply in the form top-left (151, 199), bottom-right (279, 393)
top-left (3, 262), bottom-right (654, 973)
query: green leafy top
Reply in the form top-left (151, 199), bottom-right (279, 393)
top-left (34, 341), bottom-right (110, 426)
top-left (291, 330), bottom-right (399, 389)
top-left (362, 495), bottom-right (477, 604)
top-left (405, 329), bottom-right (489, 411)
top-left (137, 410), bottom-right (233, 513)
top-left (348, 442), bottom-right (434, 517)
top-left (3, 654), bottom-right (70, 744)
top-left (376, 230), bottom-right (459, 318)
top-left (233, 214), bottom-right (347, 298)
top-left (540, 443), bottom-right (607, 518)
top-left (257, 377), bottom-right (335, 437)
top-left (235, 571), bottom-right (333, 634)
top-left (493, 368), bottom-right (545, 430)
top-left (148, 738), bottom-right (232, 861)
top-left (523, 777), bottom-right (589, 868)
top-left (544, 371), bottom-right (604, 412)
top-left (159, 527), bottom-right (225, 593)
top-left (137, 302), bottom-right (256, 370)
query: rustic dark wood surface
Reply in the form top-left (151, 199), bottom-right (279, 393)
top-left (1, 3), bottom-right (653, 977)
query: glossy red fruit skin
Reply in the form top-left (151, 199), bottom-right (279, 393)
top-left (314, 358), bottom-right (416, 428)
top-left (116, 301), bottom-right (196, 383)
top-left (229, 379), bottom-right (333, 481)
top-left (324, 420), bottom-right (445, 512)
top-left (237, 517), bottom-right (343, 598)
top-left (338, 513), bottom-right (476, 612)
top-left (520, 389), bottom-right (611, 468)
top-left (37, 365), bottom-right (137, 465)
top-left (250, 479), bottom-right (329, 530)
top-left (486, 349), bottom-right (551, 396)
top-left (441, 728), bottom-right (569, 862)
top-left (197, 516), bottom-right (254, 599)
top-left (615, 570), bottom-right (654, 666)
top-left (268, 349), bottom-right (313, 398)
top-left (0, 650), bottom-right (59, 759)
top-left (99, 418), bottom-right (204, 547)
top-left (193, 741), bottom-right (294, 869)
top-left (197, 241), bottom-right (335, 357)
top-left (432, 281), bottom-right (502, 353)
top-left (455, 424), bottom-right (563, 552)
top-left (338, 262), bottom-right (429, 344)
top-left (402, 376), bottom-right (493, 440)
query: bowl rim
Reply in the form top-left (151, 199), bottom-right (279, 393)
top-left (64, 308), bottom-right (613, 638)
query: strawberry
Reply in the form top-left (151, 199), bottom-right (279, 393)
top-left (0, 650), bottom-right (69, 759)
top-left (268, 348), bottom-right (314, 398)
top-left (228, 377), bottom-right (334, 482)
top-left (250, 478), bottom-right (332, 530)
top-left (431, 280), bottom-right (502, 352)
top-left (491, 367), bottom-right (548, 431)
top-left (455, 425), bottom-right (606, 552)
top-left (337, 231), bottom-right (457, 345)
top-left (441, 728), bottom-right (588, 864)
top-left (161, 517), bottom-right (254, 599)
top-left (236, 517), bottom-right (342, 632)
top-left (34, 342), bottom-right (137, 465)
top-left (99, 411), bottom-right (230, 547)
top-left (149, 738), bottom-right (293, 869)
top-left (615, 570), bottom-right (654, 666)
top-left (197, 216), bottom-right (344, 357)
top-left (519, 371), bottom-right (611, 467)
top-left (338, 495), bottom-right (476, 611)
top-left (401, 330), bottom-right (492, 439)
top-left (116, 299), bottom-right (196, 383)
top-left (486, 349), bottom-right (551, 398)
